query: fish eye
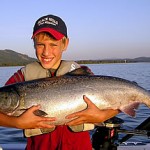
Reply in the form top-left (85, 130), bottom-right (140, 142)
top-left (0, 93), bottom-right (9, 100)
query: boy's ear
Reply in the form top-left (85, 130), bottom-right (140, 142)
top-left (62, 38), bottom-right (69, 51)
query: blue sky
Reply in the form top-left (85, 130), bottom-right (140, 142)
top-left (0, 0), bottom-right (150, 60)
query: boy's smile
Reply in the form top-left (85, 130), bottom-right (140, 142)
top-left (34, 33), bottom-right (68, 69)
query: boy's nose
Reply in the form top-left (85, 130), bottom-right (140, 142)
top-left (43, 46), bottom-right (51, 56)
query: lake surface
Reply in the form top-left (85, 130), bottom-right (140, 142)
top-left (0, 63), bottom-right (150, 145)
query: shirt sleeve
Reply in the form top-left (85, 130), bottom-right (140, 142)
top-left (5, 69), bottom-right (25, 85)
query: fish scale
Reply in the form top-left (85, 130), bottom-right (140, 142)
top-left (0, 71), bottom-right (150, 126)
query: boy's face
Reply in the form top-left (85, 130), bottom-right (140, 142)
top-left (34, 33), bottom-right (68, 69)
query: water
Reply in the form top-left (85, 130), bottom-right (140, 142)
top-left (85, 62), bottom-right (150, 144)
top-left (0, 63), bottom-right (150, 145)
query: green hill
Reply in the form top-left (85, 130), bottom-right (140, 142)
top-left (0, 49), bottom-right (37, 66)
top-left (0, 49), bottom-right (149, 66)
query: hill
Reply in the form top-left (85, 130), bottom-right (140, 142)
top-left (0, 49), bottom-right (37, 66)
top-left (132, 57), bottom-right (150, 62)
top-left (77, 57), bottom-right (150, 64)
top-left (0, 49), bottom-right (149, 66)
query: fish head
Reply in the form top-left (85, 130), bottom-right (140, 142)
top-left (0, 87), bottom-right (19, 115)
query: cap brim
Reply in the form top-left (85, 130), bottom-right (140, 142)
top-left (32, 28), bottom-right (64, 40)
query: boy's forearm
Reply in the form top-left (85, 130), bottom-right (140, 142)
top-left (0, 113), bottom-right (18, 128)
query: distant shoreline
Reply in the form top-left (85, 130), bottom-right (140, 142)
top-left (0, 60), bottom-right (149, 67)
top-left (0, 49), bottom-right (150, 66)
top-left (76, 59), bottom-right (150, 64)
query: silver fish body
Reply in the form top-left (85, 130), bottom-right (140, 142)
top-left (0, 74), bottom-right (150, 125)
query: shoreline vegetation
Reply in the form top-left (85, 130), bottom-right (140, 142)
top-left (77, 59), bottom-right (140, 64)
top-left (0, 49), bottom-right (36, 66)
top-left (0, 49), bottom-right (150, 66)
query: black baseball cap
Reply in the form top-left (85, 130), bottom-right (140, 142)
top-left (32, 14), bottom-right (67, 40)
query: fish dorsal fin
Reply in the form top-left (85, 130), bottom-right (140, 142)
top-left (121, 102), bottom-right (140, 117)
top-left (65, 67), bottom-right (93, 76)
top-left (132, 81), bottom-right (138, 85)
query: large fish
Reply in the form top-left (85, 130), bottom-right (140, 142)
top-left (0, 68), bottom-right (150, 136)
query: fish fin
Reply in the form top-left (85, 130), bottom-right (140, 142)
top-left (132, 81), bottom-right (138, 85)
top-left (24, 127), bottom-right (56, 137)
top-left (121, 102), bottom-right (140, 117)
top-left (68, 123), bottom-right (95, 132)
top-left (66, 67), bottom-right (92, 76)
top-left (16, 109), bottom-right (48, 117)
top-left (33, 110), bottom-right (48, 116)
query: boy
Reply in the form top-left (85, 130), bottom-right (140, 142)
top-left (4, 14), bottom-right (119, 150)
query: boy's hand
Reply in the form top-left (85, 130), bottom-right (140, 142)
top-left (66, 96), bottom-right (119, 126)
top-left (15, 105), bottom-right (56, 129)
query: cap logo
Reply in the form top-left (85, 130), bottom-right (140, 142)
top-left (37, 17), bottom-right (58, 26)
top-left (33, 15), bottom-right (67, 39)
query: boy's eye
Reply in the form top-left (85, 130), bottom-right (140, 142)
top-left (50, 43), bottom-right (58, 47)
top-left (36, 44), bottom-right (44, 48)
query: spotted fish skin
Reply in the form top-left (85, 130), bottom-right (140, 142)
top-left (0, 72), bottom-right (150, 125)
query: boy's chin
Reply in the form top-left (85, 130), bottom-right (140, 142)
top-left (41, 63), bottom-right (53, 69)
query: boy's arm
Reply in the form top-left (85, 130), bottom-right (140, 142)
top-left (66, 67), bottom-right (119, 126)
top-left (0, 69), bottom-right (56, 129)
top-left (5, 69), bottom-right (24, 85)
top-left (66, 96), bottom-right (119, 126)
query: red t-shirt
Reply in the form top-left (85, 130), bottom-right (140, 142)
top-left (6, 69), bottom-right (92, 150)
